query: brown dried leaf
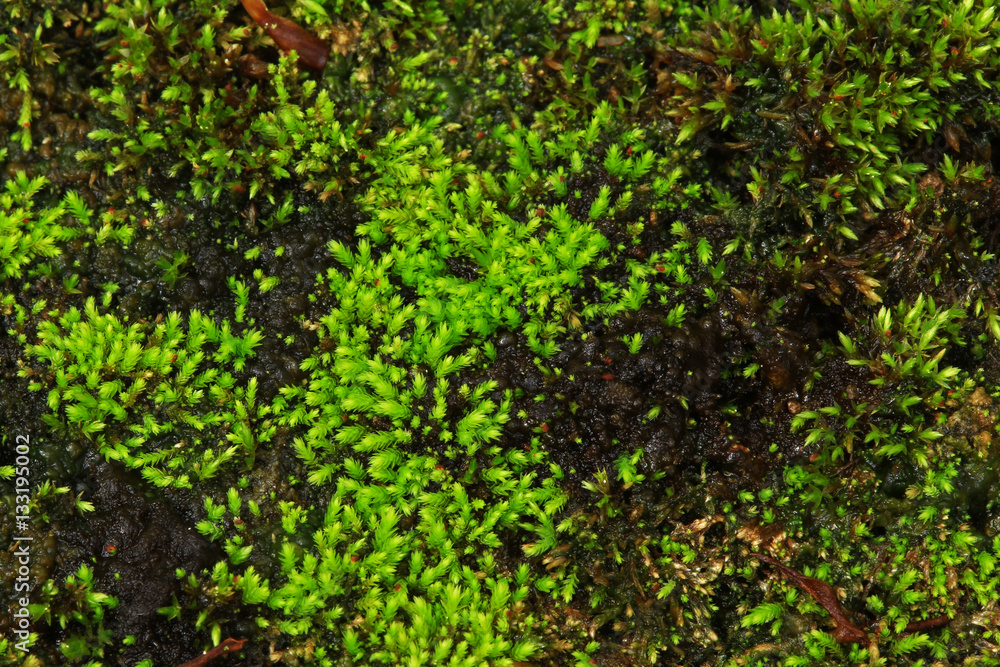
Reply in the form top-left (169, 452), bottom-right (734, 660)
top-left (750, 553), bottom-right (867, 644)
top-left (596, 34), bottom-right (625, 47)
top-left (176, 638), bottom-right (247, 667)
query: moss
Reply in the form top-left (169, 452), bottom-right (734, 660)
top-left (3, 0), bottom-right (1000, 665)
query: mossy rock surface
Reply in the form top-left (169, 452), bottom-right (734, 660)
top-left (3, 0), bottom-right (1000, 665)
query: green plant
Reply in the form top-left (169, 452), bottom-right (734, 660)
top-left (840, 294), bottom-right (965, 389)
top-left (34, 565), bottom-right (118, 665)
top-left (21, 297), bottom-right (268, 488)
top-left (156, 251), bottom-right (189, 288)
top-left (665, 0), bottom-right (1000, 238)
top-left (0, 174), bottom-right (85, 280)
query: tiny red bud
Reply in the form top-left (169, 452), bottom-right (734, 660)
top-left (476, 131), bottom-right (485, 140)
top-left (540, 423), bottom-right (549, 433)
top-left (602, 372), bottom-right (615, 380)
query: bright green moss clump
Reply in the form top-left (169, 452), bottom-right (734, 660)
top-left (23, 297), bottom-right (268, 487)
top-left (0, 175), bottom-right (84, 280)
top-left (4, 0), bottom-right (1000, 665)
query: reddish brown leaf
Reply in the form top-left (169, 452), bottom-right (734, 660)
top-left (176, 638), bottom-right (247, 667)
top-left (239, 0), bottom-right (329, 71)
top-left (903, 615), bottom-right (951, 634)
top-left (750, 553), bottom-right (868, 644)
